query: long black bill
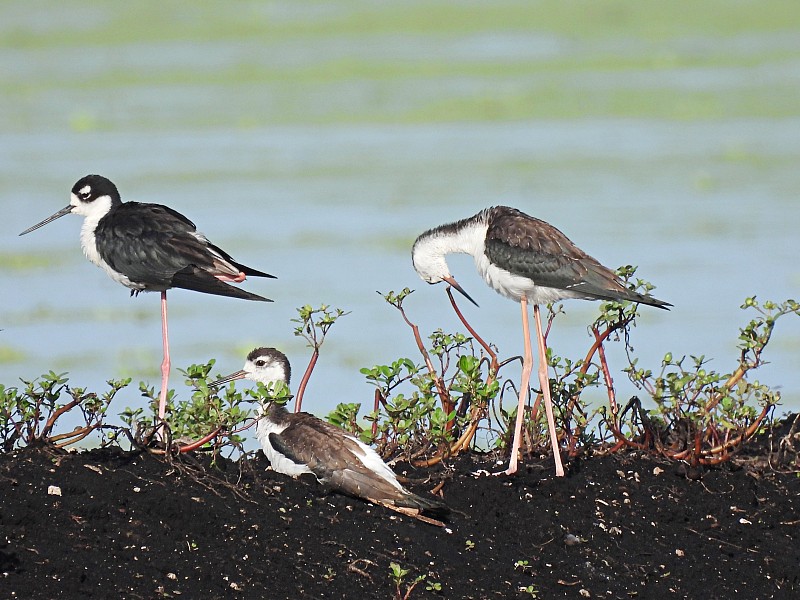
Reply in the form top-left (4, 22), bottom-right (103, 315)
top-left (207, 370), bottom-right (247, 389)
top-left (443, 275), bottom-right (479, 308)
top-left (19, 205), bottom-right (74, 236)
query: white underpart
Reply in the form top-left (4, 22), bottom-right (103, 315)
top-left (74, 193), bottom-right (144, 290)
top-left (249, 358), bottom-right (314, 477)
top-left (473, 250), bottom-right (580, 305)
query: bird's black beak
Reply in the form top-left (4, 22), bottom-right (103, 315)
top-left (443, 275), bottom-right (479, 308)
top-left (19, 205), bottom-right (74, 236)
top-left (207, 370), bottom-right (247, 388)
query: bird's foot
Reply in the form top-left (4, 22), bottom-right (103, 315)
top-left (215, 271), bottom-right (246, 283)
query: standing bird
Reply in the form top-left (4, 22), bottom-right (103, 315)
top-left (209, 347), bottom-right (449, 519)
top-left (19, 174), bottom-right (274, 427)
top-left (412, 206), bottom-right (670, 476)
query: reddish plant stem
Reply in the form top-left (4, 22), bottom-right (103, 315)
top-left (173, 416), bottom-right (265, 453)
top-left (595, 329), bottom-right (617, 413)
top-left (372, 389), bottom-right (381, 438)
top-left (446, 288), bottom-right (499, 375)
top-left (704, 405), bottom-right (771, 456)
top-left (229, 418), bottom-right (260, 435)
top-left (49, 425), bottom-right (92, 445)
top-left (177, 427), bottom-right (223, 453)
top-left (53, 427), bottom-right (95, 449)
top-left (398, 305), bottom-right (452, 415)
top-left (567, 324), bottom-right (620, 418)
top-left (294, 349), bottom-right (319, 413)
top-left (412, 407), bottom-right (483, 468)
top-left (41, 398), bottom-right (82, 439)
top-left (604, 402), bottom-right (771, 464)
top-left (445, 288), bottom-right (500, 449)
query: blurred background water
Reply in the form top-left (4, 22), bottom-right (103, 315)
top-left (2, 1), bottom-right (799, 442)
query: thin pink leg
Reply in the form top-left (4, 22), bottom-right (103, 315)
top-left (533, 304), bottom-right (565, 477)
top-left (157, 291), bottom-right (170, 438)
top-left (504, 297), bottom-right (534, 476)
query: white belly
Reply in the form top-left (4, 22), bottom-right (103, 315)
top-left (474, 251), bottom-right (583, 305)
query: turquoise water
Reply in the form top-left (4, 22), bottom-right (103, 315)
top-left (2, 2), bottom-right (799, 440)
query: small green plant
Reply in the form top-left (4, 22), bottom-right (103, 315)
top-left (122, 359), bottom-right (293, 457)
top-left (325, 401), bottom-right (370, 441)
top-left (389, 562), bottom-right (426, 600)
top-left (520, 584), bottom-right (539, 598)
top-left (425, 580), bottom-right (442, 592)
top-left (118, 304), bottom-right (341, 456)
top-left (122, 362), bottom-right (246, 453)
top-left (292, 304), bottom-right (349, 412)
top-left (347, 272), bottom-right (794, 471)
top-left (1, 371), bottom-right (129, 452)
top-left (356, 289), bottom-right (502, 463)
top-left (615, 297), bottom-right (797, 465)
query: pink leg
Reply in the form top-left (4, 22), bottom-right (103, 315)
top-left (157, 291), bottom-right (170, 438)
top-left (504, 297), bottom-right (534, 475)
top-left (533, 304), bottom-right (565, 477)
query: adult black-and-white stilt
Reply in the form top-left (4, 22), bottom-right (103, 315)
top-left (19, 174), bottom-right (275, 431)
top-left (412, 206), bottom-right (670, 476)
top-left (209, 347), bottom-right (449, 519)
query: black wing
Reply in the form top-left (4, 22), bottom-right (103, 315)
top-left (95, 202), bottom-right (274, 298)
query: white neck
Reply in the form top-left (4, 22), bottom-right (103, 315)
top-left (412, 212), bottom-right (489, 282)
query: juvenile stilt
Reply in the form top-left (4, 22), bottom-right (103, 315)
top-left (412, 205), bottom-right (671, 476)
top-left (209, 347), bottom-right (449, 520)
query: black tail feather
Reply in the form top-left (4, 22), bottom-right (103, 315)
top-left (396, 492), bottom-right (451, 519)
top-left (235, 261), bottom-right (277, 279)
top-left (171, 266), bottom-right (272, 301)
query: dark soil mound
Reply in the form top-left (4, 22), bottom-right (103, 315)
top-left (2, 417), bottom-right (799, 599)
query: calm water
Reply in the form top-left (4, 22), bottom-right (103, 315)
top-left (2, 2), bottom-right (799, 443)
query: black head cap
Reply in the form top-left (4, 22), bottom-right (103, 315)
top-left (71, 174), bottom-right (122, 205)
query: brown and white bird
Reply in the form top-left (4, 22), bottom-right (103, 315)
top-left (209, 347), bottom-right (449, 519)
top-left (19, 175), bottom-right (274, 430)
top-left (412, 206), bottom-right (670, 476)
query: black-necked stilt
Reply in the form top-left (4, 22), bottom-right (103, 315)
top-left (209, 347), bottom-right (449, 519)
top-left (19, 174), bottom-right (275, 429)
top-left (412, 205), bottom-right (670, 476)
